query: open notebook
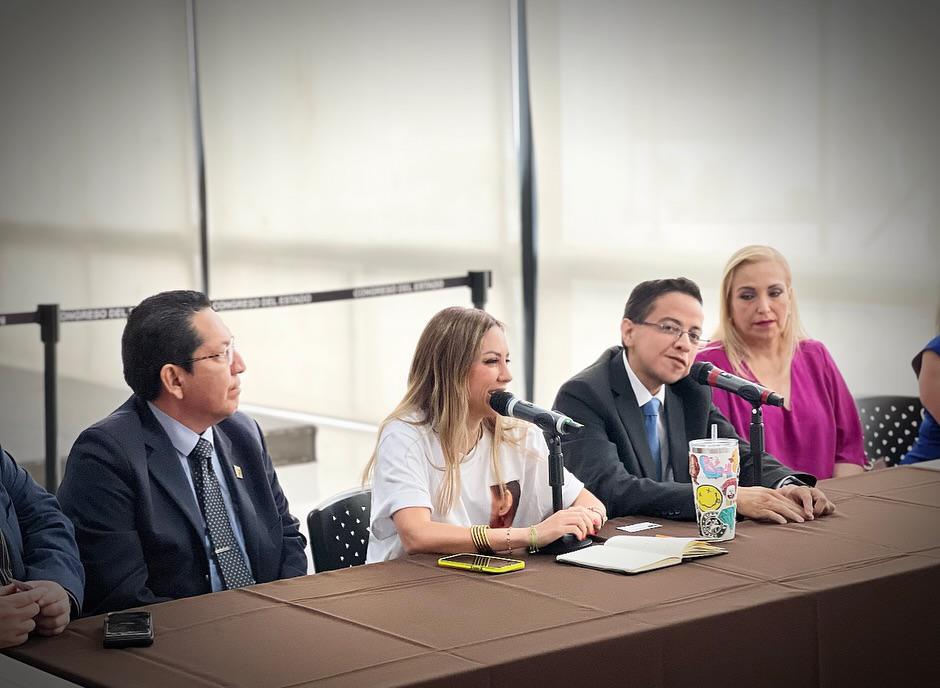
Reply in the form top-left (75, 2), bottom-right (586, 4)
top-left (556, 536), bottom-right (727, 574)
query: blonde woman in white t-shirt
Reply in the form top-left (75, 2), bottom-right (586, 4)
top-left (364, 306), bottom-right (606, 562)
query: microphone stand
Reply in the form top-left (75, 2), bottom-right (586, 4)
top-left (536, 430), bottom-right (595, 555)
top-left (749, 402), bottom-right (764, 486)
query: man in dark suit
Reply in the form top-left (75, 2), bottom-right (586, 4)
top-left (554, 277), bottom-right (835, 522)
top-left (58, 290), bottom-right (307, 615)
top-left (1, 444), bottom-right (83, 648)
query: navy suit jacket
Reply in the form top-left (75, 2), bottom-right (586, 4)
top-left (553, 347), bottom-right (814, 520)
top-left (57, 396), bottom-right (307, 616)
top-left (1, 445), bottom-right (84, 613)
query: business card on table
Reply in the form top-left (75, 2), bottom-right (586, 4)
top-left (617, 521), bottom-right (662, 533)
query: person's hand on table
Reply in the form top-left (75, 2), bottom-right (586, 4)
top-left (534, 505), bottom-right (602, 545)
top-left (0, 583), bottom-right (44, 648)
top-left (777, 484), bottom-right (836, 519)
top-left (736, 486), bottom-right (810, 524)
top-left (18, 580), bottom-right (71, 637)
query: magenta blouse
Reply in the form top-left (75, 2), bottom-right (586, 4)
top-left (695, 340), bottom-right (867, 479)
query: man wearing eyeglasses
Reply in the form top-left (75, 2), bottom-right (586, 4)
top-left (554, 278), bottom-right (834, 523)
top-left (58, 290), bottom-right (307, 615)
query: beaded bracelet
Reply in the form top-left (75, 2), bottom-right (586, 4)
top-left (587, 506), bottom-right (607, 525)
top-left (528, 526), bottom-right (539, 554)
top-left (505, 528), bottom-right (512, 555)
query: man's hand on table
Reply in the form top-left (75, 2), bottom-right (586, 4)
top-left (736, 485), bottom-right (835, 524)
top-left (17, 580), bottom-right (72, 637)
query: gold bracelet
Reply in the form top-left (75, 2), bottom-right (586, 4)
top-left (480, 525), bottom-right (494, 554)
top-left (470, 524), bottom-right (483, 552)
top-left (528, 525), bottom-right (539, 553)
top-left (470, 524), bottom-right (494, 554)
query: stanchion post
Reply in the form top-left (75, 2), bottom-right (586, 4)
top-left (469, 271), bottom-right (492, 310)
top-left (38, 304), bottom-right (60, 491)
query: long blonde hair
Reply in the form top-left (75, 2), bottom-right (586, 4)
top-left (712, 245), bottom-right (807, 375)
top-left (362, 306), bottom-right (518, 513)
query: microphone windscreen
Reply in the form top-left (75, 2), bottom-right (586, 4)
top-left (690, 361), bottom-right (712, 383)
top-left (488, 390), bottom-right (514, 416)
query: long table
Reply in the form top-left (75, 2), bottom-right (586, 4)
top-left (5, 467), bottom-right (940, 687)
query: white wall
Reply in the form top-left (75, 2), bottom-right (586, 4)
top-left (529, 0), bottom-right (939, 404)
top-left (1, 1), bottom-right (938, 490)
top-left (0, 1), bottom-right (520, 440)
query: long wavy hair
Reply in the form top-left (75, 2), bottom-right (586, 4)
top-left (363, 306), bottom-right (518, 513)
top-left (710, 245), bottom-right (807, 375)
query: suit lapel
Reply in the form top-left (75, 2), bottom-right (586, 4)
top-left (213, 426), bottom-right (261, 571)
top-left (664, 385), bottom-right (691, 482)
top-left (139, 400), bottom-right (204, 538)
top-left (609, 352), bottom-right (659, 479)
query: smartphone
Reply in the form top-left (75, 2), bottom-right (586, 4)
top-left (437, 553), bottom-right (525, 574)
top-left (103, 611), bottom-right (154, 648)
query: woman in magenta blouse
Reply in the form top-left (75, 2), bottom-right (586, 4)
top-left (696, 245), bottom-right (867, 479)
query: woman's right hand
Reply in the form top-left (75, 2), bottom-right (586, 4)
top-left (534, 506), bottom-right (601, 546)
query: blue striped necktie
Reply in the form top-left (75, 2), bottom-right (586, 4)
top-left (642, 398), bottom-right (663, 480)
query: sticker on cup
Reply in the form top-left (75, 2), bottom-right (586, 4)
top-left (689, 437), bottom-right (739, 541)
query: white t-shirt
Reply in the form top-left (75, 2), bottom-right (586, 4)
top-left (367, 417), bottom-right (585, 562)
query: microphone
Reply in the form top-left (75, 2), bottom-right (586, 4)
top-left (488, 391), bottom-right (584, 435)
top-left (689, 361), bottom-right (785, 407)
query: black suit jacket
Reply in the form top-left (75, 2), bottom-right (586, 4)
top-left (553, 347), bottom-right (814, 520)
top-left (58, 396), bottom-right (307, 615)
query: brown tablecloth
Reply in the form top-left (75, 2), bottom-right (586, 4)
top-left (6, 468), bottom-right (940, 687)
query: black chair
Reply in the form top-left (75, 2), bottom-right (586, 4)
top-left (855, 396), bottom-right (924, 467)
top-left (307, 487), bottom-right (371, 573)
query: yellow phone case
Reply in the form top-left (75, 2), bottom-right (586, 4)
top-left (437, 553), bottom-right (525, 574)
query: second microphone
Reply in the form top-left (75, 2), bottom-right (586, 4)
top-left (488, 391), bottom-right (584, 435)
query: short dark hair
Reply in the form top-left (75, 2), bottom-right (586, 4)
top-left (122, 290), bottom-right (212, 401)
top-left (623, 277), bottom-right (703, 322)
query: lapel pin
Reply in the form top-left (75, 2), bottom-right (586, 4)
top-left (234, 465), bottom-right (244, 479)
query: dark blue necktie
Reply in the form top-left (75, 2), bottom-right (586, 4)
top-left (189, 438), bottom-right (255, 590)
top-left (642, 398), bottom-right (663, 480)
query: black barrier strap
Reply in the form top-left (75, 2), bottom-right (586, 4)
top-left (212, 275), bottom-right (471, 312)
top-left (0, 273), bottom-right (491, 326)
top-left (0, 311), bottom-right (39, 326)
top-left (58, 306), bottom-right (133, 323)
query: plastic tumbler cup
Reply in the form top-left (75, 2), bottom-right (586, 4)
top-left (689, 438), bottom-right (740, 541)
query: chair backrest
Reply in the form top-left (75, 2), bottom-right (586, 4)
top-left (855, 396), bottom-right (924, 467)
top-left (307, 487), bottom-right (371, 573)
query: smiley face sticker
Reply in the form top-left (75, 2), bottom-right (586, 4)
top-left (696, 484), bottom-right (723, 511)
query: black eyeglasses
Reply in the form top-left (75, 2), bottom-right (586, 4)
top-left (637, 322), bottom-right (708, 348)
top-left (181, 338), bottom-right (236, 366)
